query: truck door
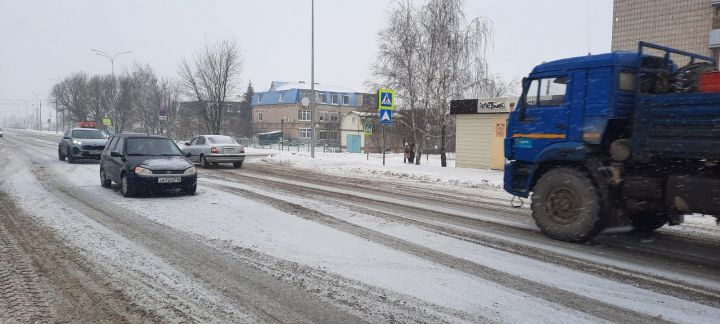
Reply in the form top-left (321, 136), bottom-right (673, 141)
top-left (510, 76), bottom-right (570, 162)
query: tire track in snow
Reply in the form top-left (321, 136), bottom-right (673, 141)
top-left (201, 172), bottom-right (720, 308)
top-left (201, 181), bottom-right (671, 324)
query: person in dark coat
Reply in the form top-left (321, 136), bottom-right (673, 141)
top-left (403, 143), bottom-right (410, 163)
top-left (408, 142), bottom-right (415, 164)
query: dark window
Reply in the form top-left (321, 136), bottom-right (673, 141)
top-left (113, 138), bottom-right (124, 153)
top-left (106, 136), bottom-right (119, 152)
top-left (525, 77), bottom-right (568, 107)
top-left (190, 137), bottom-right (199, 145)
top-left (207, 136), bottom-right (238, 144)
top-left (73, 129), bottom-right (106, 139)
top-left (197, 136), bottom-right (206, 145)
top-left (125, 138), bottom-right (182, 156)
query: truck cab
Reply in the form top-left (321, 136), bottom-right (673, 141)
top-left (505, 42), bottom-right (720, 242)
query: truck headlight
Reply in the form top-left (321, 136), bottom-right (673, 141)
top-left (134, 166), bottom-right (153, 175)
top-left (184, 166), bottom-right (197, 175)
top-left (73, 139), bottom-right (82, 145)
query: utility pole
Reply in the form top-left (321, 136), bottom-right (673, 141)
top-left (310, 0), bottom-right (315, 158)
top-left (91, 49), bottom-right (131, 132)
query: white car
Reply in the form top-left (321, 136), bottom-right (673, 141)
top-left (182, 135), bottom-right (245, 168)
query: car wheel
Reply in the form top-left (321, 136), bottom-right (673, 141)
top-left (100, 168), bottom-right (112, 188)
top-left (58, 146), bottom-right (65, 161)
top-left (67, 148), bottom-right (75, 163)
top-left (531, 167), bottom-right (605, 243)
top-left (200, 155), bottom-right (210, 168)
top-left (184, 184), bottom-right (197, 196)
top-left (233, 161), bottom-right (243, 169)
top-left (121, 174), bottom-right (135, 197)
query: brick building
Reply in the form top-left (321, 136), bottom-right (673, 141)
top-left (176, 101), bottom-right (246, 140)
top-left (612, 0), bottom-right (720, 61)
top-left (251, 81), bottom-right (373, 144)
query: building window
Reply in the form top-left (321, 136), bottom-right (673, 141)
top-left (226, 105), bottom-right (233, 113)
top-left (319, 130), bottom-right (327, 140)
top-left (256, 112), bottom-right (263, 121)
top-left (342, 95), bottom-right (349, 105)
top-left (258, 94), bottom-right (263, 103)
top-left (351, 116), bottom-right (356, 124)
top-left (299, 128), bottom-right (311, 138)
top-left (298, 110), bottom-right (311, 121)
top-left (279, 92), bottom-right (285, 103)
top-left (319, 111), bottom-right (328, 121)
top-left (330, 112), bottom-right (339, 122)
top-left (319, 93), bottom-right (327, 103)
top-left (331, 94), bottom-right (338, 104)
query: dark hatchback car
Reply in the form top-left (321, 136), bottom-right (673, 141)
top-left (100, 134), bottom-right (197, 197)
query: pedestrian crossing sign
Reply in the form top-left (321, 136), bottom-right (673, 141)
top-left (364, 124), bottom-right (373, 135)
top-left (377, 89), bottom-right (395, 111)
top-left (379, 109), bottom-right (393, 125)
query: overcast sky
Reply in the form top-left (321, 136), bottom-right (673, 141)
top-left (0, 0), bottom-right (612, 120)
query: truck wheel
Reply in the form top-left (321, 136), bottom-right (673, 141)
top-left (58, 146), bottom-right (65, 161)
top-left (531, 168), bottom-right (605, 243)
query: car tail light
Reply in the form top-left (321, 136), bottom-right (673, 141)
top-left (211, 146), bottom-right (219, 153)
top-left (240, 147), bottom-right (245, 153)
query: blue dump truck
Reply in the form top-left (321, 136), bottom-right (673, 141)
top-left (504, 42), bottom-right (720, 243)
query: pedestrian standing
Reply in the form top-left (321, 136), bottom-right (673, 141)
top-left (408, 142), bottom-right (415, 164)
top-left (403, 143), bottom-right (410, 163)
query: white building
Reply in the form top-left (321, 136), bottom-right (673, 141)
top-left (450, 97), bottom-right (517, 170)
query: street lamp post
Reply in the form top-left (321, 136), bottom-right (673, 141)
top-left (310, 0), bottom-right (315, 158)
top-left (31, 91), bottom-right (42, 131)
top-left (91, 49), bottom-right (131, 132)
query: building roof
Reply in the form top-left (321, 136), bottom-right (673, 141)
top-left (265, 81), bottom-right (363, 94)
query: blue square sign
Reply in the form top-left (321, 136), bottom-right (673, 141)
top-left (379, 109), bottom-right (393, 125)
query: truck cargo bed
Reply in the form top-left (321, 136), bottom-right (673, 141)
top-left (632, 93), bottom-right (720, 161)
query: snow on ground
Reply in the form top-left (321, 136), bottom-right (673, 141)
top-left (0, 168), bottom-right (251, 322)
top-left (246, 147), bottom-right (505, 191)
top-left (39, 151), bottom-right (599, 323)
top-left (204, 177), bottom-right (720, 324)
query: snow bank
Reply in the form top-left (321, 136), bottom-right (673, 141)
top-left (248, 148), bottom-right (505, 190)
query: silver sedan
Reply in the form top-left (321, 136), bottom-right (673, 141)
top-left (182, 135), bottom-right (245, 168)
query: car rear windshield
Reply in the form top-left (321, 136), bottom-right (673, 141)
top-left (207, 136), bottom-right (238, 144)
top-left (73, 129), bottom-right (106, 139)
top-left (125, 138), bottom-right (182, 156)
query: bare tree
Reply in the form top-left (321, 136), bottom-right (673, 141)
top-left (371, 0), bottom-right (492, 166)
top-left (158, 78), bottom-right (181, 137)
top-left (178, 39), bottom-right (243, 135)
top-left (86, 75), bottom-right (114, 126)
top-left (51, 72), bottom-right (90, 123)
top-left (114, 74), bottom-right (137, 133)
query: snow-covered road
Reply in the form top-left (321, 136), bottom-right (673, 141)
top-left (1, 129), bottom-right (718, 323)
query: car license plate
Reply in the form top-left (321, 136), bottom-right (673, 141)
top-left (158, 177), bottom-right (181, 183)
top-left (91, 150), bottom-right (102, 154)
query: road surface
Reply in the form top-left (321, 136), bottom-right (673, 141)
top-left (0, 129), bottom-right (718, 323)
